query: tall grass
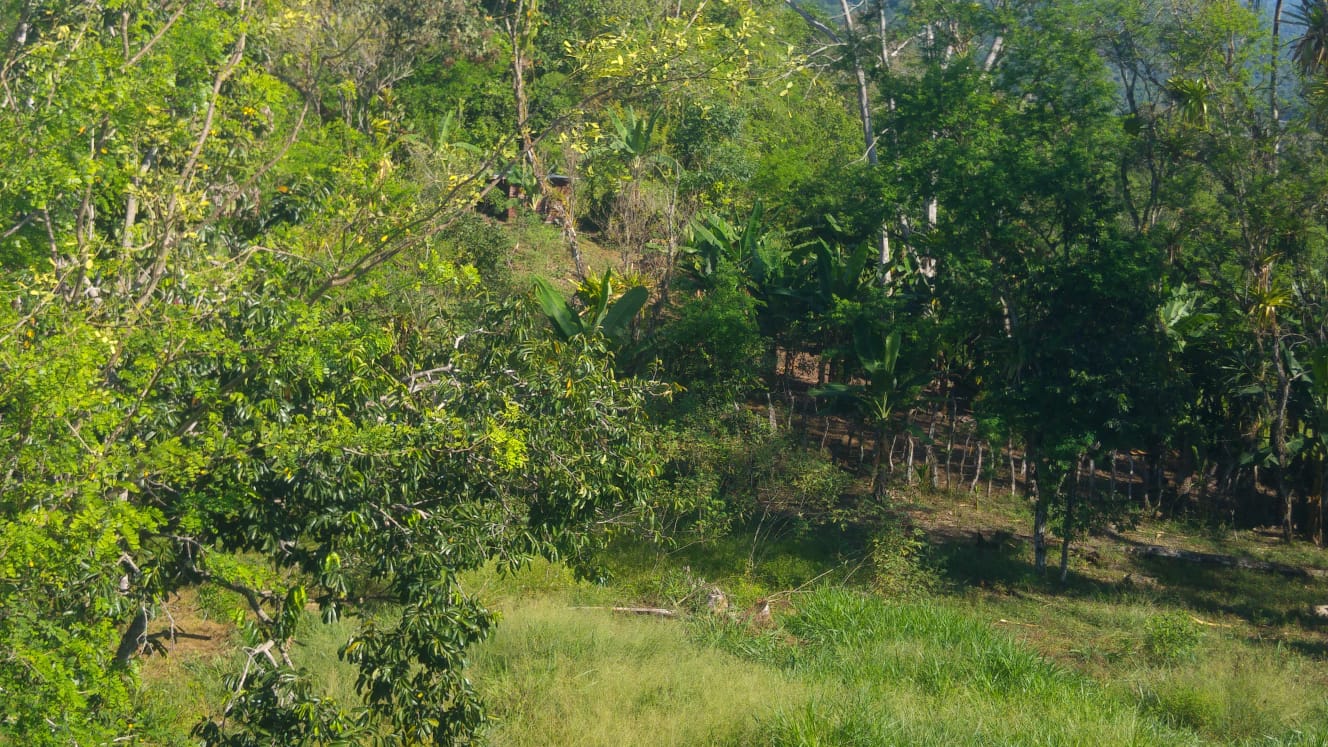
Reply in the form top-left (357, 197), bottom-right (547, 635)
top-left (133, 529), bottom-right (1328, 746)
top-left (1128, 643), bottom-right (1328, 744)
top-left (767, 587), bottom-right (1198, 746)
top-left (470, 597), bottom-right (821, 746)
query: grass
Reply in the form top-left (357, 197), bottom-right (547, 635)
top-left (471, 596), bottom-right (820, 746)
top-left (462, 479), bottom-right (1328, 746)
top-left (769, 587), bottom-right (1193, 746)
top-left (133, 485), bottom-right (1328, 745)
top-left (461, 544), bottom-right (1326, 746)
top-left (505, 213), bottom-right (622, 289)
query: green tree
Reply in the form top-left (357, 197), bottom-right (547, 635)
top-left (0, 2), bottom-right (661, 743)
top-left (879, 0), bottom-right (1172, 573)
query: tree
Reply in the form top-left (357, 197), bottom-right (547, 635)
top-left (879, 0), bottom-right (1177, 573)
top-left (0, 2), bottom-right (661, 742)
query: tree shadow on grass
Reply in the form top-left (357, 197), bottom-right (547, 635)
top-left (603, 519), bottom-right (877, 594)
top-left (1131, 556), bottom-right (1328, 631)
top-left (927, 532), bottom-right (1039, 591)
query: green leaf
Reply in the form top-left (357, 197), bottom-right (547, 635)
top-left (533, 277), bottom-right (582, 340)
top-left (602, 286), bottom-right (648, 340)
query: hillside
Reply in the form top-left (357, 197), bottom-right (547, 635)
top-left (4, 0), bottom-right (1328, 743)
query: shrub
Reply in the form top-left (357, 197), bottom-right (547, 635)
top-left (1143, 612), bottom-right (1203, 664)
top-left (650, 266), bottom-right (765, 402)
top-left (648, 406), bottom-right (850, 542)
top-left (869, 526), bottom-right (939, 599)
top-left (442, 212), bottom-right (514, 288)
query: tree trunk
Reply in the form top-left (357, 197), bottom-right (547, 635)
top-left (1109, 450), bottom-right (1117, 500)
top-left (1273, 337), bottom-right (1294, 541)
top-left (1008, 436), bottom-right (1017, 496)
top-left (986, 441), bottom-right (996, 500)
top-left (927, 397), bottom-right (940, 489)
top-left (509, 8), bottom-right (542, 189)
top-left (120, 146), bottom-right (158, 250)
top-left (562, 153), bottom-right (586, 278)
top-left (1032, 468), bottom-right (1049, 574)
top-left (971, 440), bottom-right (983, 494)
top-left (833, 0), bottom-right (894, 276)
top-left (906, 412), bottom-right (917, 485)
top-left (1028, 448), bottom-right (1067, 576)
top-left (1318, 460), bottom-right (1327, 548)
top-left (959, 432), bottom-right (972, 485)
top-left (1143, 448), bottom-right (1158, 513)
top-left (114, 609), bottom-right (149, 666)
top-left (1271, 0), bottom-right (1285, 146)
top-left (1128, 451), bottom-right (1136, 504)
top-left (944, 399), bottom-right (958, 490)
top-left (872, 422), bottom-right (888, 498)
top-left (1060, 455), bottom-right (1084, 583)
top-left (839, 0), bottom-right (877, 166)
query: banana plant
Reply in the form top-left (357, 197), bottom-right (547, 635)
top-left (811, 239), bottom-right (874, 313)
top-left (813, 329), bottom-right (926, 494)
top-left (1159, 282), bottom-right (1217, 352)
top-left (682, 201), bottom-right (786, 288)
top-left (607, 106), bottom-right (663, 161)
top-left (533, 269), bottom-right (648, 344)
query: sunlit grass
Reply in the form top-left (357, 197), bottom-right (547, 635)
top-left (470, 596), bottom-right (822, 746)
top-left (764, 586), bottom-right (1196, 746)
top-left (133, 510), bottom-right (1328, 746)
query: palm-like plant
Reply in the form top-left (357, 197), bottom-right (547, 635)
top-left (1290, 0), bottom-right (1328, 76)
top-left (1165, 76), bottom-right (1211, 127)
top-left (682, 202), bottom-right (787, 289)
top-left (607, 107), bottom-right (663, 162)
top-left (533, 269), bottom-right (648, 344)
top-left (813, 330), bottom-right (926, 495)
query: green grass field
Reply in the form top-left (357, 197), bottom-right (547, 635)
top-left (139, 486), bottom-right (1328, 745)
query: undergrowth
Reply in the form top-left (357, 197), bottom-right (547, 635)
top-left (137, 500), bottom-right (1328, 746)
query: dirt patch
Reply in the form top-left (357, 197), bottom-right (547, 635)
top-left (137, 589), bottom-right (237, 682)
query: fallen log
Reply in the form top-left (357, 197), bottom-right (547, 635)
top-left (572, 606), bottom-right (678, 618)
top-left (1126, 545), bottom-right (1328, 579)
top-left (611, 606), bottom-right (678, 618)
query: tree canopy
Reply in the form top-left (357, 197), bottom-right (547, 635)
top-left (3, 0), bottom-right (1328, 742)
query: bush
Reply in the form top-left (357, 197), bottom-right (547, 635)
top-left (648, 407), bottom-right (850, 542)
top-left (441, 212), bottom-right (513, 288)
top-left (869, 526), bottom-right (939, 599)
top-left (1143, 612), bottom-right (1203, 664)
top-left (650, 266), bottom-right (765, 402)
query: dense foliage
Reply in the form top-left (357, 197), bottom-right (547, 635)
top-left (3, 0), bottom-right (1328, 743)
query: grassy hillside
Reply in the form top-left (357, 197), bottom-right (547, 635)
top-left (139, 482), bottom-right (1328, 745)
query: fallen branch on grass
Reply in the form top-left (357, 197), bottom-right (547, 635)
top-left (572, 606), bottom-right (679, 618)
